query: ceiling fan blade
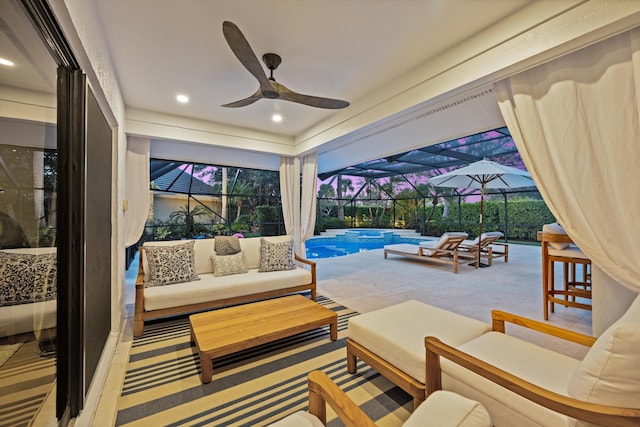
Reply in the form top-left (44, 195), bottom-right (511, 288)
top-left (221, 87), bottom-right (263, 107)
top-left (273, 81), bottom-right (350, 109)
top-left (223, 21), bottom-right (272, 91)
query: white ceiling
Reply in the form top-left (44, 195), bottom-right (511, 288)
top-left (92, 0), bottom-right (535, 137)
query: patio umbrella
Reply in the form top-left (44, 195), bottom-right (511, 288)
top-left (428, 159), bottom-right (535, 266)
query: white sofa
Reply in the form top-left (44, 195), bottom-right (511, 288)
top-left (134, 236), bottom-right (316, 336)
top-left (0, 247), bottom-right (57, 338)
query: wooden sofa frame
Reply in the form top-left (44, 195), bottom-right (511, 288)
top-left (134, 247), bottom-right (316, 336)
top-left (425, 310), bottom-right (640, 427)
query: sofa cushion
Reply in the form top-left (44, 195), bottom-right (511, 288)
top-left (212, 251), bottom-right (247, 277)
top-left (567, 293), bottom-right (640, 426)
top-left (143, 267), bottom-right (312, 311)
top-left (144, 240), bottom-right (200, 287)
top-left (0, 252), bottom-right (56, 306)
top-left (259, 237), bottom-right (295, 272)
top-left (348, 300), bottom-right (490, 383)
top-left (404, 390), bottom-right (492, 427)
top-left (214, 236), bottom-right (241, 256)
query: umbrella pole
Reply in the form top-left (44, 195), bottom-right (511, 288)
top-left (478, 184), bottom-right (484, 268)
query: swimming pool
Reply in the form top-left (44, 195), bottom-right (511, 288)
top-left (305, 229), bottom-right (429, 259)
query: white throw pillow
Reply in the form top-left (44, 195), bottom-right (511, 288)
top-left (566, 293), bottom-right (640, 426)
top-left (542, 222), bottom-right (569, 250)
top-left (211, 251), bottom-right (247, 277)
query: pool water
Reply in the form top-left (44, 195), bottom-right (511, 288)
top-left (305, 229), bottom-right (427, 259)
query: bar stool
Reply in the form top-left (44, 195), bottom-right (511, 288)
top-left (538, 226), bottom-right (592, 320)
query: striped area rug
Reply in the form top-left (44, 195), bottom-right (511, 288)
top-left (116, 295), bottom-right (412, 426)
top-left (0, 340), bottom-right (56, 427)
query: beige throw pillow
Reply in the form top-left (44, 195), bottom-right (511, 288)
top-left (212, 251), bottom-right (247, 277)
top-left (214, 236), bottom-right (241, 256)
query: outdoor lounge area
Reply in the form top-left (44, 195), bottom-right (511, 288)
top-left (4, 2), bottom-right (640, 426)
top-left (93, 241), bottom-right (604, 426)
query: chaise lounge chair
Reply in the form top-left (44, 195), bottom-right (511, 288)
top-left (383, 232), bottom-right (473, 273)
top-left (458, 231), bottom-right (509, 267)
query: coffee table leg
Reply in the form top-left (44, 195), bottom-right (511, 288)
top-left (330, 318), bottom-right (338, 341)
top-left (200, 353), bottom-right (212, 384)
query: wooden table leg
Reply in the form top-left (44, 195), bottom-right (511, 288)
top-left (329, 318), bottom-right (337, 341)
top-left (200, 353), bottom-right (212, 384)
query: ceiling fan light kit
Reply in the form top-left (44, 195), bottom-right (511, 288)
top-left (222, 21), bottom-right (349, 109)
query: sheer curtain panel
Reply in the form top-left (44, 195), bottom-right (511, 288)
top-left (495, 28), bottom-right (640, 294)
top-left (124, 136), bottom-right (150, 247)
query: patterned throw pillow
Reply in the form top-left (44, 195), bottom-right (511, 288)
top-left (212, 251), bottom-right (247, 277)
top-left (0, 252), bottom-right (57, 306)
top-left (144, 241), bottom-right (200, 287)
top-left (258, 238), bottom-right (295, 272)
top-left (214, 236), bottom-right (241, 256)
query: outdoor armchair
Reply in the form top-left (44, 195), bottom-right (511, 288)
top-left (425, 295), bottom-right (640, 426)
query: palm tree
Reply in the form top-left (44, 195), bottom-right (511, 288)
top-left (169, 204), bottom-right (211, 237)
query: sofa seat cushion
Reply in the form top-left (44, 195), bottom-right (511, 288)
top-left (0, 300), bottom-right (57, 337)
top-left (144, 267), bottom-right (312, 311)
top-left (442, 331), bottom-right (580, 427)
top-left (348, 300), bottom-right (490, 383)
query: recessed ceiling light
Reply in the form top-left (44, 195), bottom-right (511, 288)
top-left (176, 94), bottom-right (189, 103)
top-left (0, 58), bottom-right (15, 67)
top-left (272, 113), bottom-right (282, 123)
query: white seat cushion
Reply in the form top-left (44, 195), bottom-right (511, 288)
top-left (267, 410), bottom-right (324, 427)
top-left (442, 331), bottom-right (580, 427)
top-left (404, 390), bottom-right (492, 427)
top-left (567, 293), bottom-right (640, 427)
top-left (348, 300), bottom-right (490, 383)
top-left (384, 243), bottom-right (421, 255)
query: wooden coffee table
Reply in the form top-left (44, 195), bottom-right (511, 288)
top-left (189, 294), bottom-right (338, 383)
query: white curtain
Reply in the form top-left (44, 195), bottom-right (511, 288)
top-left (494, 28), bottom-right (640, 293)
top-left (279, 156), bottom-right (300, 248)
top-left (124, 136), bottom-right (150, 247)
top-left (299, 152), bottom-right (318, 255)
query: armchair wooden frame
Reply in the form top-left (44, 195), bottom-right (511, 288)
top-left (307, 370), bottom-right (377, 427)
top-left (425, 310), bottom-right (640, 427)
top-left (537, 231), bottom-right (592, 320)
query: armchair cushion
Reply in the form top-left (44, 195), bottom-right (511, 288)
top-left (267, 410), bottom-right (324, 427)
top-left (542, 223), bottom-right (570, 250)
top-left (567, 294), bottom-right (640, 426)
top-left (404, 390), bottom-right (491, 427)
top-left (442, 331), bottom-right (580, 427)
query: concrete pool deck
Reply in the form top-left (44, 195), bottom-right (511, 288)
top-left (314, 242), bottom-right (592, 359)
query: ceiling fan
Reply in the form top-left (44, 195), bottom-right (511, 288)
top-left (221, 21), bottom-right (350, 110)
